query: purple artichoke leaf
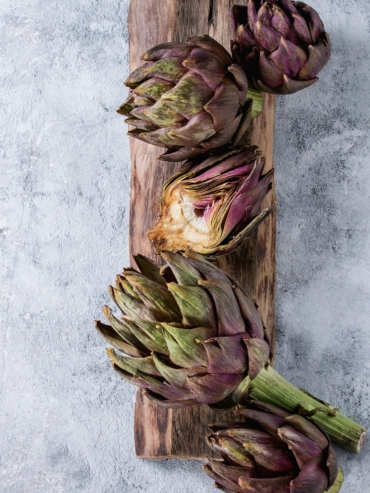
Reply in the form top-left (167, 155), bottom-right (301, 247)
top-left (230, 104), bottom-right (252, 147)
top-left (95, 320), bottom-right (147, 357)
top-left (203, 333), bottom-right (249, 374)
top-left (283, 414), bottom-right (329, 450)
top-left (160, 251), bottom-right (201, 287)
top-left (280, 0), bottom-right (298, 15)
top-left (278, 74), bottom-right (317, 94)
top-left (205, 461), bottom-right (248, 492)
top-left (298, 38), bottom-right (331, 81)
top-left (228, 63), bottom-right (249, 94)
top-left (238, 475), bottom-right (293, 493)
top-left (200, 113), bottom-right (242, 150)
top-left (182, 48), bottom-right (228, 92)
top-left (254, 21), bottom-right (281, 53)
top-left (187, 35), bottom-right (233, 66)
top-left (141, 42), bottom-right (192, 61)
top-left (245, 338), bottom-right (270, 379)
top-left (257, 4), bottom-right (273, 26)
top-left (236, 432), bottom-right (297, 473)
top-left (187, 373), bottom-right (243, 404)
top-left (326, 445), bottom-right (339, 488)
top-left (166, 283), bottom-right (217, 328)
top-left (304, 5), bottom-right (325, 43)
top-left (236, 407), bottom-right (287, 439)
top-left (259, 52), bottom-right (285, 89)
top-left (159, 146), bottom-right (206, 162)
top-left (290, 456), bottom-right (329, 493)
top-left (184, 251), bottom-right (233, 284)
top-left (278, 425), bottom-right (323, 468)
top-left (291, 13), bottom-right (313, 45)
top-left (204, 79), bottom-right (241, 132)
top-left (269, 38), bottom-right (308, 78)
top-left (198, 279), bottom-right (246, 335)
top-left (247, 0), bottom-right (258, 30)
top-left (233, 287), bottom-right (264, 339)
top-left (271, 6), bottom-right (291, 38)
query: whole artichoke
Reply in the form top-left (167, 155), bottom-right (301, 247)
top-left (231, 1), bottom-right (331, 94)
top-left (204, 400), bottom-right (344, 493)
top-left (118, 36), bottom-right (250, 162)
top-left (148, 146), bottom-right (274, 257)
top-left (95, 251), bottom-right (270, 407)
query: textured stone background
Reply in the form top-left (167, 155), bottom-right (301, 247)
top-left (1, 0), bottom-right (369, 491)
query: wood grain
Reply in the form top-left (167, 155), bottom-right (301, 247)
top-left (128, 0), bottom-right (276, 459)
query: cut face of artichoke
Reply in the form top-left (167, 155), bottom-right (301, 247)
top-left (148, 146), bottom-right (274, 257)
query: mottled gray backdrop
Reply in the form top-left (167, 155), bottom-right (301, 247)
top-left (1, 0), bottom-right (369, 491)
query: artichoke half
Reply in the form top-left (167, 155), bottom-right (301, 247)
top-left (118, 35), bottom-right (250, 162)
top-left (95, 252), bottom-right (366, 452)
top-left (204, 400), bottom-right (344, 493)
top-left (231, 0), bottom-right (331, 94)
top-left (148, 146), bottom-right (274, 257)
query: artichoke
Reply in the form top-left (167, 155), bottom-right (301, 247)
top-left (231, 1), bottom-right (331, 94)
top-left (95, 251), bottom-right (270, 407)
top-left (118, 35), bottom-right (250, 162)
top-left (147, 146), bottom-right (274, 257)
top-left (95, 252), bottom-right (366, 452)
top-left (204, 400), bottom-right (344, 493)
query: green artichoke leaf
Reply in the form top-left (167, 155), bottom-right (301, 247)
top-left (124, 318), bottom-right (169, 356)
top-left (95, 321), bottom-right (147, 358)
top-left (162, 324), bottom-right (212, 367)
top-left (133, 254), bottom-right (166, 286)
top-left (167, 283), bottom-right (216, 328)
top-left (245, 88), bottom-right (264, 119)
top-left (106, 348), bottom-right (162, 378)
top-left (161, 251), bottom-right (201, 287)
top-left (152, 353), bottom-right (205, 390)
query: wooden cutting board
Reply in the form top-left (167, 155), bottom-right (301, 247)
top-left (127, 0), bottom-right (276, 459)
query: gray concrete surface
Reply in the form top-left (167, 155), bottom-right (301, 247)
top-left (1, 0), bottom-right (369, 491)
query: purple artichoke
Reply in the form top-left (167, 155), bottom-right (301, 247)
top-left (231, 1), bottom-right (331, 94)
top-left (204, 400), bottom-right (344, 493)
top-left (147, 146), bottom-right (274, 257)
top-left (96, 251), bottom-right (270, 407)
top-left (118, 36), bottom-right (250, 162)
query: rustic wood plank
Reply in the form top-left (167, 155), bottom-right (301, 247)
top-left (128, 0), bottom-right (276, 459)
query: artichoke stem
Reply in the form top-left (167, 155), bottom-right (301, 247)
top-left (249, 365), bottom-right (366, 453)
